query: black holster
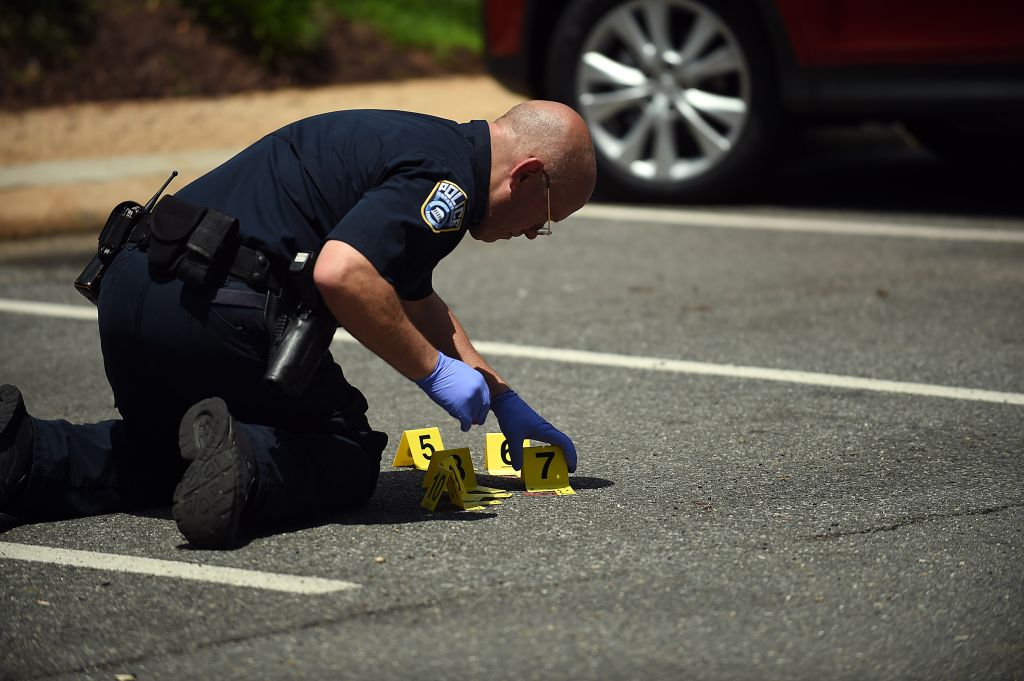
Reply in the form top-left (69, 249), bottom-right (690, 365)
top-left (264, 252), bottom-right (338, 398)
top-left (126, 194), bottom-right (332, 398)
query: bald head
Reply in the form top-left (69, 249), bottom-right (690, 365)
top-left (493, 100), bottom-right (597, 215)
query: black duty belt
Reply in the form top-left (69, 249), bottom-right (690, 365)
top-left (129, 202), bottom-right (282, 294)
top-left (209, 284), bottom-right (270, 309)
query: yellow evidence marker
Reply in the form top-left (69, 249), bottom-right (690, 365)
top-left (421, 458), bottom-right (501, 511)
top-left (422, 448), bottom-right (512, 506)
top-left (521, 445), bottom-right (576, 496)
top-left (421, 460), bottom-right (465, 511)
top-left (485, 433), bottom-right (530, 477)
top-left (392, 427), bottom-right (444, 470)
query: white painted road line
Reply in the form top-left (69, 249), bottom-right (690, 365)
top-left (0, 298), bottom-right (99, 321)
top-left (577, 204), bottom-right (1024, 244)
top-left (0, 542), bottom-right (360, 594)
top-left (472, 340), bottom-right (1024, 406)
top-left (3, 296), bottom-right (1022, 406)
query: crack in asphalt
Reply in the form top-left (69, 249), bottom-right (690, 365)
top-left (29, 575), bottom-right (578, 680)
top-left (13, 503), bottom-right (1022, 680)
top-left (811, 503), bottom-right (1023, 540)
top-left (29, 597), bottom-right (439, 681)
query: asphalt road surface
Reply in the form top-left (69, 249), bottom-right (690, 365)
top-left (1, 132), bottom-right (1023, 680)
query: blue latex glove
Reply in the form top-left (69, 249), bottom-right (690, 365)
top-left (414, 351), bottom-right (490, 432)
top-left (491, 390), bottom-right (577, 473)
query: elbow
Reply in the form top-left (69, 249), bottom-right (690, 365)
top-left (313, 239), bottom-right (379, 301)
top-left (312, 253), bottom-right (344, 296)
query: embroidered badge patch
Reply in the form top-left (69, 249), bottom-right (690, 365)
top-left (420, 180), bottom-right (467, 233)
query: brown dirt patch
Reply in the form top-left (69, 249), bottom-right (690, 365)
top-left (2, 1), bottom-right (482, 110)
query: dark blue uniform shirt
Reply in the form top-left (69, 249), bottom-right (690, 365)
top-left (176, 110), bottom-right (491, 300)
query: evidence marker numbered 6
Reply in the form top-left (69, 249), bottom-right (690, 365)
top-left (485, 432), bottom-right (530, 477)
top-left (393, 429), bottom-right (576, 511)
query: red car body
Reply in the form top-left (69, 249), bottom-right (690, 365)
top-left (484, 0), bottom-right (1024, 199)
top-left (773, 0), bottom-right (1024, 66)
top-left (485, 0), bottom-right (1024, 115)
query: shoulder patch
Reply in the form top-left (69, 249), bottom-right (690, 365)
top-left (420, 180), bottom-right (467, 233)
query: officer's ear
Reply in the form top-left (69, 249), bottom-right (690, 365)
top-left (508, 157), bottom-right (544, 193)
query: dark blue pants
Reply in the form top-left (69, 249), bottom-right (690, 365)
top-left (11, 245), bottom-right (387, 526)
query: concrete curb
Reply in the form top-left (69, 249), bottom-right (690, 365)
top-left (0, 149), bottom-right (239, 190)
top-left (0, 75), bottom-right (524, 239)
top-left (0, 151), bottom-right (237, 238)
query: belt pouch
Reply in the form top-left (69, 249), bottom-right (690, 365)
top-left (178, 209), bottom-right (239, 287)
top-left (147, 195), bottom-right (206, 274)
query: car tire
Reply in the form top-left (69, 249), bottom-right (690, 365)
top-left (546, 0), bottom-right (783, 202)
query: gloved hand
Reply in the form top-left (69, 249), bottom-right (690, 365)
top-left (491, 390), bottom-right (577, 473)
top-left (414, 351), bottom-right (490, 432)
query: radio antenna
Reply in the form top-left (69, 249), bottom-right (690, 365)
top-left (144, 170), bottom-right (178, 212)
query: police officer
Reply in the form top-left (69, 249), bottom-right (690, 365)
top-left (0, 100), bottom-right (597, 548)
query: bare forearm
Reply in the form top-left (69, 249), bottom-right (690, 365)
top-left (403, 294), bottom-right (510, 396)
top-left (442, 312), bottom-right (510, 396)
top-left (313, 241), bottom-right (437, 380)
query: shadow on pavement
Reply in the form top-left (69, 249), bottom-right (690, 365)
top-left (754, 126), bottom-right (1024, 218)
top-left (1, 470), bottom-right (615, 550)
top-left (0, 513), bottom-right (29, 534)
top-left (594, 125), bottom-right (1023, 219)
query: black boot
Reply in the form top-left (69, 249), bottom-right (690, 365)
top-left (172, 397), bottom-right (255, 548)
top-left (0, 384), bottom-right (33, 509)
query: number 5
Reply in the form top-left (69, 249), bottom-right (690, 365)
top-left (418, 433), bottom-right (436, 460)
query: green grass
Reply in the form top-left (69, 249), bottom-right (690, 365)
top-left (326, 0), bottom-right (481, 56)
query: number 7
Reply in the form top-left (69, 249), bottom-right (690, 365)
top-left (536, 451), bottom-right (555, 479)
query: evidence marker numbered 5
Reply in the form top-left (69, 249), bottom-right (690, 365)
top-left (392, 429), bottom-right (577, 511)
top-left (392, 427), bottom-right (444, 470)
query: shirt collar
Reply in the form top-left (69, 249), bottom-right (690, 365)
top-left (459, 120), bottom-right (491, 228)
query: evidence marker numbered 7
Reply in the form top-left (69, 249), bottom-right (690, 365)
top-left (520, 445), bottom-right (575, 496)
top-left (393, 429), bottom-right (576, 510)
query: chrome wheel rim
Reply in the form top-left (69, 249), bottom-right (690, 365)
top-left (576, 0), bottom-right (751, 184)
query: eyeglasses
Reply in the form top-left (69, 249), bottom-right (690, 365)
top-left (537, 170), bottom-right (553, 236)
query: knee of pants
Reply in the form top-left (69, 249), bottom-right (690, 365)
top-left (329, 448), bottom-right (381, 512)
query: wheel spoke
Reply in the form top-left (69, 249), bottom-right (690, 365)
top-left (580, 51), bottom-right (647, 88)
top-left (616, 105), bottom-right (658, 164)
top-left (609, 8), bottom-right (657, 70)
top-left (652, 107), bottom-right (677, 178)
top-left (580, 85), bottom-right (652, 123)
top-left (684, 88), bottom-right (746, 129)
top-left (674, 96), bottom-right (730, 160)
top-left (677, 13), bottom-right (717, 64)
top-left (576, 1), bottom-right (752, 184)
top-left (641, 0), bottom-right (673, 59)
top-left (683, 44), bottom-right (741, 82)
